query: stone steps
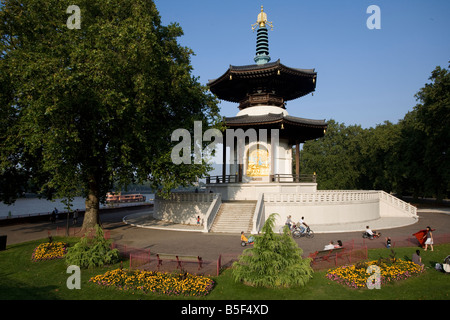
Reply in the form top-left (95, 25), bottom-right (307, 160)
top-left (210, 201), bottom-right (256, 233)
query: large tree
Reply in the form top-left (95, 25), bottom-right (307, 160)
top-left (394, 110), bottom-right (428, 198)
top-left (300, 62), bottom-right (449, 199)
top-left (412, 63), bottom-right (450, 200)
top-left (0, 0), bottom-right (220, 229)
top-left (358, 121), bottom-right (401, 192)
top-left (301, 120), bottom-right (365, 190)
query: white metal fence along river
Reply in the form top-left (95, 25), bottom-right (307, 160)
top-left (0, 194), bottom-right (155, 219)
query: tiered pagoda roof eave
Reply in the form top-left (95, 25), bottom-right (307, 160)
top-left (224, 113), bottom-right (325, 127)
top-left (224, 113), bottom-right (327, 144)
top-left (208, 59), bottom-right (317, 104)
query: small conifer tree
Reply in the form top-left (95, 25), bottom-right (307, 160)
top-left (232, 213), bottom-right (313, 288)
top-left (66, 225), bottom-right (119, 268)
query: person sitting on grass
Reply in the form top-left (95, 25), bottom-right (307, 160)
top-left (412, 250), bottom-right (424, 270)
top-left (385, 237), bottom-right (392, 248)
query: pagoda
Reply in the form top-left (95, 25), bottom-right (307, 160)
top-left (146, 6), bottom-right (418, 235)
top-left (207, 6), bottom-right (327, 191)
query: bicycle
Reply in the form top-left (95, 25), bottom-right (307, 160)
top-left (240, 235), bottom-right (255, 247)
top-left (362, 231), bottom-right (381, 240)
top-left (292, 226), bottom-right (314, 239)
top-left (241, 239), bottom-right (254, 247)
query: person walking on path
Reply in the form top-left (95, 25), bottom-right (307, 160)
top-left (423, 226), bottom-right (434, 251)
top-left (50, 210), bottom-right (56, 224)
top-left (72, 209), bottom-right (79, 225)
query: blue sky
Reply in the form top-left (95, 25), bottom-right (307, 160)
top-left (155, 0), bottom-right (450, 129)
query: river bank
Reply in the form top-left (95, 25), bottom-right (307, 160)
top-left (0, 203), bottom-right (153, 227)
top-left (0, 193), bottom-right (155, 218)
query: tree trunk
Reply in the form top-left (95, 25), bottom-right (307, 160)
top-left (81, 180), bottom-right (100, 232)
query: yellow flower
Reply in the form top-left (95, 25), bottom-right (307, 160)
top-left (31, 242), bottom-right (67, 261)
top-left (89, 269), bottom-right (214, 296)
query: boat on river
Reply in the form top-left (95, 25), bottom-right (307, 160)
top-left (106, 192), bottom-right (146, 203)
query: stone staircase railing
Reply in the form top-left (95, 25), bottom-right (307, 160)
top-left (203, 193), bottom-right (222, 233)
top-left (251, 193), bottom-right (265, 234)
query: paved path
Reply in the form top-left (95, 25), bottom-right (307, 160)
top-left (1, 206), bottom-right (449, 262)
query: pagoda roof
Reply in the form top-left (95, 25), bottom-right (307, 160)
top-left (208, 59), bottom-right (317, 103)
top-left (224, 113), bottom-right (327, 144)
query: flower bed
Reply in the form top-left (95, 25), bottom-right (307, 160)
top-left (326, 259), bottom-right (424, 289)
top-left (90, 269), bottom-right (215, 296)
top-left (31, 242), bottom-right (68, 262)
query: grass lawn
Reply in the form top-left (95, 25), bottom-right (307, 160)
top-left (0, 237), bottom-right (449, 300)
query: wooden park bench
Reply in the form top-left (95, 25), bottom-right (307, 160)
top-left (308, 247), bottom-right (347, 266)
top-left (156, 253), bottom-right (203, 271)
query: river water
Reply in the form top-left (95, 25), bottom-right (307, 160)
top-left (0, 194), bottom-right (155, 218)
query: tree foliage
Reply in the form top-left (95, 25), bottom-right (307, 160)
top-left (232, 213), bottom-right (313, 288)
top-left (300, 62), bottom-right (450, 200)
top-left (65, 225), bottom-right (119, 269)
top-left (301, 120), bottom-right (364, 190)
top-left (412, 65), bottom-right (450, 200)
top-left (0, 0), bottom-right (221, 228)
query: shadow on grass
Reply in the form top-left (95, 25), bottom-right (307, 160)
top-left (0, 271), bottom-right (60, 300)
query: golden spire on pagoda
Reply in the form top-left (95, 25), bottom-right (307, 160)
top-left (252, 6), bottom-right (273, 31)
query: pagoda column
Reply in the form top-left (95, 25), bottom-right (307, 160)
top-left (222, 134), bottom-right (226, 182)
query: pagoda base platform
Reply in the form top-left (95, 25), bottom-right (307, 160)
top-left (203, 185), bottom-right (418, 234)
top-left (141, 187), bottom-right (418, 235)
top-left (206, 182), bottom-right (317, 201)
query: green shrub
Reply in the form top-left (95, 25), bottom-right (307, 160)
top-left (65, 225), bottom-right (119, 268)
top-left (232, 213), bottom-right (313, 288)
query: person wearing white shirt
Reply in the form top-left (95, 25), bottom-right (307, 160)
top-left (298, 216), bottom-right (309, 233)
top-left (323, 241), bottom-right (335, 250)
top-left (365, 226), bottom-right (379, 238)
